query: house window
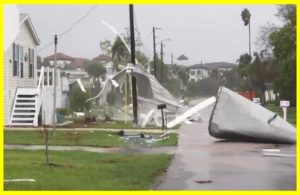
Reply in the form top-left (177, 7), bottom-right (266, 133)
top-left (190, 70), bottom-right (195, 76)
top-left (197, 69), bottom-right (201, 75)
top-left (49, 72), bottom-right (53, 86)
top-left (28, 48), bottom-right (34, 78)
top-left (44, 72), bottom-right (48, 85)
top-left (13, 43), bottom-right (19, 76)
top-left (19, 46), bottom-right (24, 78)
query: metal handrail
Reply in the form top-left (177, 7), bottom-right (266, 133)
top-left (36, 66), bottom-right (44, 95)
top-left (33, 66), bottom-right (44, 126)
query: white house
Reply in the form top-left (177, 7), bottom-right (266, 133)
top-left (37, 67), bottom-right (70, 125)
top-left (189, 67), bottom-right (210, 82)
top-left (4, 14), bottom-right (42, 126)
top-left (188, 62), bottom-right (236, 82)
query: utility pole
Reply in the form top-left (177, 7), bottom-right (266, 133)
top-left (152, 27), bottom-right (157, 78)
top-left (152, 27), bottom-right (161, 78)
top-left (160, 42), bottom-right (164, 84)
top-left (129, 4), bottom-right (138, 125)
top-left (248, 20), bottom-right (251, 56)
top-left (53, 35), bottom-right (57, 135)
top-left (171, 53), bottom-right (174, 65)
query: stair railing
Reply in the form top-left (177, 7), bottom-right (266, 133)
top-left (33, 66), bottom-right (45, 126)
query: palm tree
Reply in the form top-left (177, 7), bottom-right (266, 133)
top-left (111, 37), bottom-right (130, 71)
top-left (241, 8), bottom-right (251, 56)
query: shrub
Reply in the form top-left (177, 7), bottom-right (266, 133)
top-left (107, 91), bottom-right (116, 105)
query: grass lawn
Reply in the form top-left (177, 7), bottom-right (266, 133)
top-left (63, 120), bottom-right (181, 130)
top-left (4, 130), bottom-right (178, 147)
top-left (4, 150), bottom-right (173, 190)
top-left (265, 104), bottom-right (296, 125)
top-left (153, 133), bottom-right (178, 147)
top-left (4, 130), bottom-right (126, 147)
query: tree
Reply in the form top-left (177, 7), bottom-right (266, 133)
top-left (111, 36), bottom-right (130, 71)
top-left (70, 85), bottom-right (91, 112)
top-left (85, 61), bottom-right (106, 97)
top-left (241, 8), bottom-right (251, 56)
top-left (100, 40), bottom-right (112, 55)
top-left (269, 5), bottom-right (296, 106)
top-left (85, 61), bottom-right (107, 78)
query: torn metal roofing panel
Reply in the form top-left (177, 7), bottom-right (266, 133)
top-left (209, 87), bottom-right (296, 144)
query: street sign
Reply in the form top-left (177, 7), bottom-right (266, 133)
top-left (280, 100), bottom-right (290, 107)
top-left (280, 100), bottom-right (290, 121)
top-left (253, 98), bottom-right (260, 104)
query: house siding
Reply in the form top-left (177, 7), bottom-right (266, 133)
top-left (4, 21), bottom-right (38, 125)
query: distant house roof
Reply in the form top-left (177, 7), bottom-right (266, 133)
top-left (189, 62), bottom-right (237, 70)
top-left (177, 54), bottom-right (189, 61)
top-left (93, 54), bottom-right (112, 62)
top-left (68, 58), bottom-right (90, 69)
top-left (44, 52), bottom-right (74, 61)
top-left (19, 14), bottom-right (40, 45)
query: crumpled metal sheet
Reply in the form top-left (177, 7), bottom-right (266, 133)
top-left (209, 87), bottom-right (296, 144)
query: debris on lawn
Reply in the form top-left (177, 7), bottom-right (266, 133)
top-left (194, 180), bottom-right (212, 184)
top-left (4, 179), bottom-right (36, 182)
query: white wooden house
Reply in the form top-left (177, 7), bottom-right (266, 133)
top-left (4, 14), bottom-right (43, 126)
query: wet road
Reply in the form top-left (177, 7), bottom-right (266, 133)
top-left (156, 105), bottom-right (296, 190)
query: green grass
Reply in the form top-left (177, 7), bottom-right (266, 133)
top-left (264, 104), bottom-right (296, 125)
top-left (63, 120), bottom-right (181, 130)
top-left (153, 133), bottom-right (178, 147)
top-left (4, 150), bottom-right (173, 190)
top-left (4, 130), bottom-right (126, 147)
top-left (4, 130), bottom-right (179, 147)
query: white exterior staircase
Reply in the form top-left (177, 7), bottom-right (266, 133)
top-left (9, 67), bottom-right (45, 127)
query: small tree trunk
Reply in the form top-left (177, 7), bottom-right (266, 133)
top-left (43, 111), bottom-right (49, 165)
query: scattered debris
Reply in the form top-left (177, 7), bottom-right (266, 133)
top-left (262, 149), bottom-right (280, 152)
top-left (262, 153), bottom-right (295, 157)
top-left (194, 180), bottom-right (212, 184)
top-left (4, 179), bottom-right (36, 182)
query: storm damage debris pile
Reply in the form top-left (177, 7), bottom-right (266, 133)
top-left (209, 87), bottom-right (296, 144)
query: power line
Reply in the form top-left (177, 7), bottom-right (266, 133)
top-left (38, 5), bottom-right (98, 52)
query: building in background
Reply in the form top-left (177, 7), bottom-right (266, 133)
top-left (188, 62), bottom-right (236, 82)
top-left (4, 14), bottom-right (41, 126)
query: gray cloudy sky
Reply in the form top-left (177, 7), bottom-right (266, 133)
top-left (19, 4), bottom-right (282, 65)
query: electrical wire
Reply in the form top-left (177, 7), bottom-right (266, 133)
top-left (38, 5), bottom-right (98, 52)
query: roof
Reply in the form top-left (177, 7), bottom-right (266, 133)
top-left (19, 14), bottom-right (40, 45)
top-left (44, 52), bottom-right (74, 61)
top-left (68, 58), bottom-right (90, 69)
top-left (189, 62), bottom-right (237, 70)
top-left (177, 54), bottom-right (189, 61)
top-left (93, 54), bottom-right (112, 62)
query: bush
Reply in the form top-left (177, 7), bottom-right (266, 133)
top-left (70, 85), bottom-right (91, 112)
top-left (56, 108), bottom-right (69, 115)
top-left (107, 91), bottom-right (116, 105)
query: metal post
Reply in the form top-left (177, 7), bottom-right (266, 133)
top-left (160, 42), bottom-right (164, 84)
top-left (161, 109), bottom-right (165, 133)
top-left (249, 20), bottom-right (251, 56)
top-left (153, 27), bottom-right (157, 78)
top-left (53, 35), bottom-right (57, 135)
top-left (129, 4), bottom-right (138, 125)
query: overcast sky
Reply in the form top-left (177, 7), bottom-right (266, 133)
top-left (19, 4), bottom-right (282, 65)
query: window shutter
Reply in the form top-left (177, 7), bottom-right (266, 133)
top-left (13, 43), bottom-right (15, 61)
